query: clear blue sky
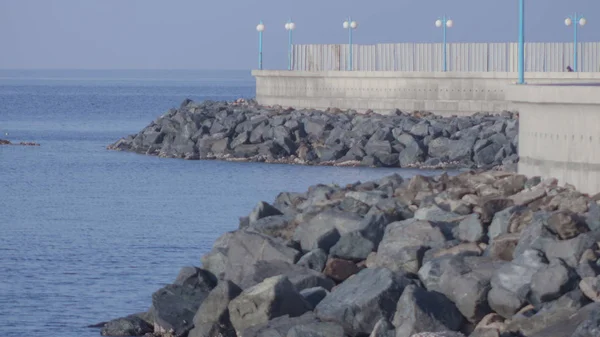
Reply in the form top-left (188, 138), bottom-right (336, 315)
top-left (1, 0), bottom-right (598, 70)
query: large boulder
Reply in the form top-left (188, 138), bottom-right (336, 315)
top-left (239, 260), bottom-right (335, 291)
top-left (150, 281), bottom-right (216, 336)
top-left (487, 249), bottom-right (549, 318)
top-left (419, 254), bottom-right (505, 322)
top-left (203, 231), bottom-right (301, 286)
top-left (293, 210), bottom-right (344, 253)
top-left (188, 280), bottom-right (242, 337)
top-left (375, 219), bottom-right (448, 273)
top-left (315, 267), bottom-right (412, 336)
top-left (392, 285), bottom-right (464, 337)
top-left (228, 275), bottom-right (312, 333)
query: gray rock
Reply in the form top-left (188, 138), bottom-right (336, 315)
top-left (239, 260), bottom-right (335, 291)
top-left (315, 268), bottom-right (412, 337)
top-left (228, 275), bottom-right (312, 333)
top-left (376, 219), bottom-right (448, 273)
top-left (240, 312), bottom-right (318, 337)
top-left (392, 285), bottom-right (464, 337)
top-left (329, 232), bottom-right (374, 261)
top-left (286, 322), bottom-right (346, 337)
top-left (419, 254), bottom-right (505, 322)
top-left (151, 282), bottom-right (215, 336)
top-left (428, 137), bottom-right (475, 163)
top-left (189, 280), bottom-right (242, 337)
top-left (455, 214), bottom-right (485, 243)
top-left (300, 287), bottom-right (329, 309)
top-left (488, 206), bottom-right (527, 240)
top-left (529, 258), bottom-right (579, 307)
top-left (296, 249), bottom-right (328, 272)
top-left (369, 319), bottom-right (395, 337)
top-left (249, 201), bottom-right (283, 224)
top-left (217, 231), bottom-right (301, 286)
top-left (488, 249), bottom-right (549, 318)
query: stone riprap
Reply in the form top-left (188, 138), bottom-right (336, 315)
top-left (96, 170), bottom-right (600, 337)
top-left (108, 99), bottom-right (519, 170)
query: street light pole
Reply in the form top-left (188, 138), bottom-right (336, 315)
top-left (435, 16), bottom-right (453, 72)
top-left (518, 0), bottom-right (525, 84)
top-left (343, 17), bottom-right (358, 71)
top-left (256, 21), bottom-right (265, 70)
top-left (565, 13), bottom-right (587, 72)
top-left (285, 19), bottom-right (296, 71)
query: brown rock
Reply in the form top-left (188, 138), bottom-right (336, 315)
top-left (479, 198), bottom-right (515, 223)
top-left (432, 243), bottom-right (482, 259)
top-left (323, 258), bottom-right (359, 283)
top-left (549, 191), bottom-right (589, 214)
top-left (509, 187), bottom-right (546, 206)
top-left (489, 233), bottom-right (520, 261)
top-left (508, 208), bottom-right (534, 234)
top-left (493, 174), bottom-right (527, 196)
top-left (547, 210), bottom-right (590, 240)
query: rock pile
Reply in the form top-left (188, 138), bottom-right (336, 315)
top-left (0, 139), bottom-right (40, 146)
top-left (108, 99), bottom-right (519, 170)
top-left (97, 170), bottom-right (600, 337)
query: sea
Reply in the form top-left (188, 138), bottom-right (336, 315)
top-left (0, 69), bottom-right (441, 337)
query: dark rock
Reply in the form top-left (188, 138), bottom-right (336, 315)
top-left (392, 284), bottom-right (464, 337)
top-left (228, 275), bottom-right (312, 333)
top-left (300, 287), bottom-right (329, 309)
top-left (150, 282), bottom-right (215, 336)
top-left (315, 267), bottom-right (412, 337)
top-left (100, 314), bottom-right (153, 337)
top-left (189, 280), bottom-right (242, 337)
top-left (249, 201), bottom-right (283, 224)
top-left (419, 254), bottom-right (505, 322)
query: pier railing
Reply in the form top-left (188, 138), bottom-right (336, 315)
top-left (290, 42), bottom-right (600, 72)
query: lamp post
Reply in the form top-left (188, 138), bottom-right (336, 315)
top-left (256, 21), bottom-right (265, 70)
top-left (518, 0), bottom-right (525, 84)
top-left (435, 16), bottom-right (453, 72)
top-left (285, 19), bottom-right (296, 71)
top-left (565, 14), bottom-right (587, 72)
top-left (343, 17), bottom-right (358, 71)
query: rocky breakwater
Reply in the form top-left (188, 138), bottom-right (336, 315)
top-left (97, 170), bottom-right (600, 337)
top-left (108, 99), bottom-right (519, 170)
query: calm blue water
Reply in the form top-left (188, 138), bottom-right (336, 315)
top-left (0, 70), bottom-right (439, 337)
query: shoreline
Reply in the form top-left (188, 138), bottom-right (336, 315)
top-left (95, 169), bottom-right (600, 337)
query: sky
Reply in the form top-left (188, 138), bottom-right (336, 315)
top-left (0, 0), bottom-right (599, 70)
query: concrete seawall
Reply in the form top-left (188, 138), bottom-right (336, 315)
top-left (508, 84), bottom-right (600, 195)
top-left (252, 70), bottom-right (600, 116)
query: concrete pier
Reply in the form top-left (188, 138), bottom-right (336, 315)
top-left (252, 70), bottom-right (600, 116)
